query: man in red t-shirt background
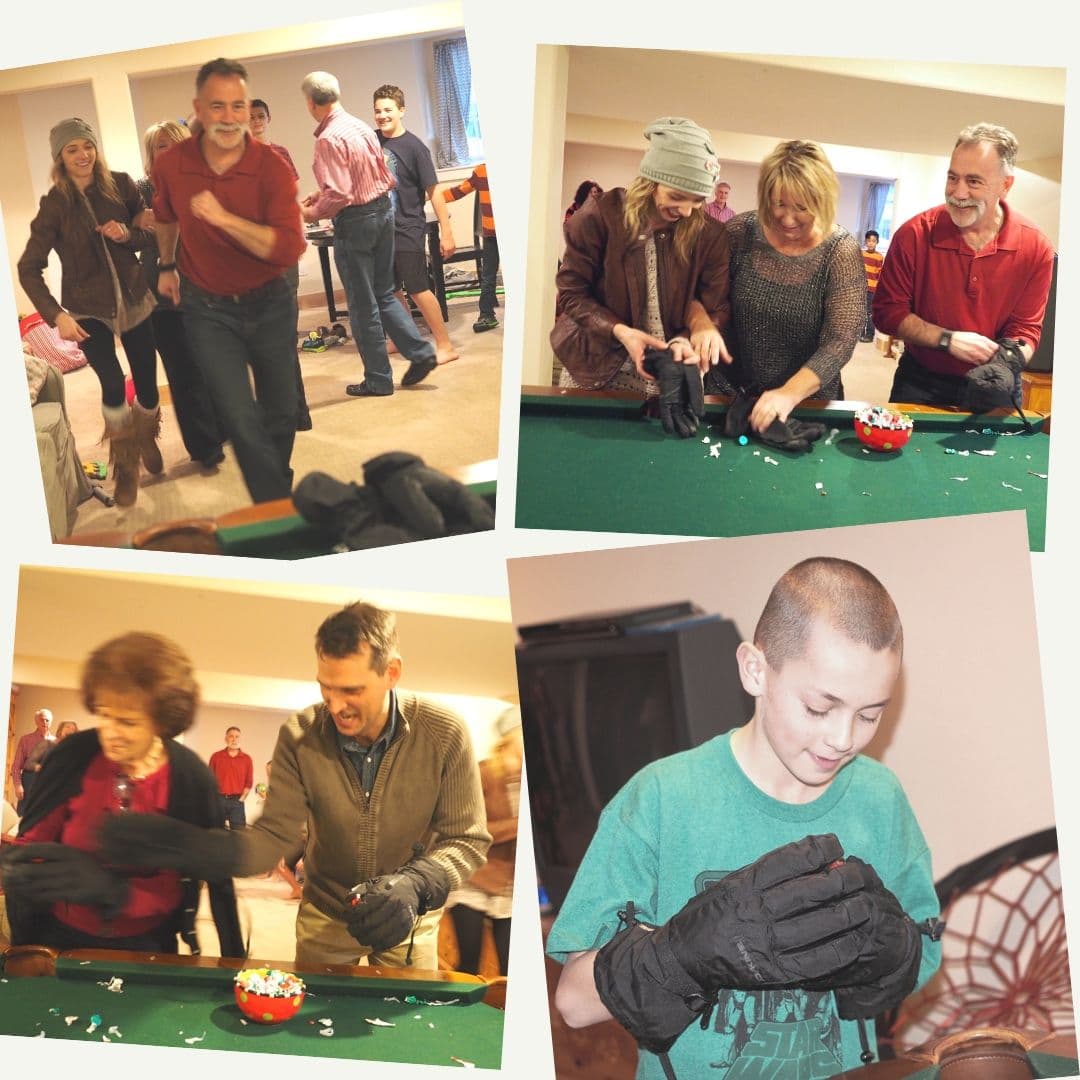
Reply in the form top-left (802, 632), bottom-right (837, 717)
top-left (208, 726), bottom-right (253, 829)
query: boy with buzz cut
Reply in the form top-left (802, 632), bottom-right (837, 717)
top-left (548, 557), bottom-right (943, 1079)
top-left (861, 230), bottom-right (884, 342)
top-left (372, 84), bottom-right (459, 366)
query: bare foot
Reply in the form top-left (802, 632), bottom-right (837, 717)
top-left (436, 345), bottom-right (460, 366)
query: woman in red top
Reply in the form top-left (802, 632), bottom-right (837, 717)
top-left (0, 633), bottom-right (242, 955)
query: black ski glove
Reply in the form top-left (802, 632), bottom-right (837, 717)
top-left (759, 416), bottom-right (829, 453)
top-left (592, 834), bottom-right (875, 1054)
top-left (0, 842), bottom-right (127, 915)
top-left (98, 812), bottom-right (239, 880)
top-left (961, 338), bottom-right (1025, 412)
top-left (346, 855), bottom-right (452, 951)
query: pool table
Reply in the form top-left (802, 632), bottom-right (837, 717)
top-left (58, 461), bottom-right (497, 558)
top-left (516, 389), bottom-right (1051, 550)
top-left (0, 945), bottom-right (504, 1067)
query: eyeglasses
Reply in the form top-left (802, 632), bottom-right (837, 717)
top-left (113, 774), bottom-right (134, 812)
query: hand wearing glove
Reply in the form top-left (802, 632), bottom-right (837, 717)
top-left (0, 842), bottom-right (128, 915)
top-left (820, 858), bottom-right (924, 1019)
top-left (961, 337), bottom-right (1025, 412)
top-left (98, 813), bottom-right (239, 881)
top-left (346, 854), bottom-right (451, 952)
top-left (723, 385), bottom-right (758, 439)
top-left (643, 348), bottom-right (706, 439)
top-left (592, 834), bottom-right (875, 1054)
top-left (363, 452), bottom-right (496, 538)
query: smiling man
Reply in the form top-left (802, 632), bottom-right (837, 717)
top-left (873, 123), bottom-right (1054, 408)
top-left (101, 600), bottom-right (490, 969)
top-left (150, 57), bottom-right (306, 504)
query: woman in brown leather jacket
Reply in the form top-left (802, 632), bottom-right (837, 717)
top-left (551, 117), bottom-right (732, 401)
top-left (18, 118), bottom-right (162, 507)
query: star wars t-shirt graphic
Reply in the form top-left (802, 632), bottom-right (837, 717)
top-left (693, 870), bottom-right (843, 1078)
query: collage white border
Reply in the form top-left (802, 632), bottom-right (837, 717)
top-left (0, 0), bottom-right (1077, 1077)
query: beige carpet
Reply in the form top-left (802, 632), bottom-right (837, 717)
top-left (65, 294), bottom-right (503, 537)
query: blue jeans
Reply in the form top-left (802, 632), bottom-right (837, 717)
top-left (181, 274), bottom-right (298, 503)
top-left (222, 795), bottom-right (247, 829)
top-left (333, 196), bottom-right (434, 394)
top-left (479, 235), bottom-right (500, 317)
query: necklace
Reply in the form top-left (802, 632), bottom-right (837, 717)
top-left (127, 736), bottom-right (165, 780)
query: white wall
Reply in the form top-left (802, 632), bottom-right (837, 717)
top-left (507, 512), bottom-right (1051, 883)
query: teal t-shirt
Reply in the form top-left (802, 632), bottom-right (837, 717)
top-left (547, 730), bottom-right (942, 1079)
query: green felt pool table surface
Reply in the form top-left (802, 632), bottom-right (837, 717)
top-left (516, 390), bottom-right (1050, 550)
top-left (0, 948), bottom-right (504, 1067)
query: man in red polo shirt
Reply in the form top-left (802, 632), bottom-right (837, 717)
top-left (873, 122), bottom-right (1054, 408)
top-left (152, 57), bottom-right (307, 503)
top-left (208, 726), bottom-right (253, 829)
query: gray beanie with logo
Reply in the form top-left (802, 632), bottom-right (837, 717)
top-left (638, 117), bottom-right (720, 198)
top-left (50, 118), bottom-right (98, 161)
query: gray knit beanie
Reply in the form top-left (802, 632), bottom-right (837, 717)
top-left (50, 118), bottom-right (98, 161)
top-left (638, 117), bottom-right (720, 198)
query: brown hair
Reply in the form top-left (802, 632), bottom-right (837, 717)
top-left (622, 176), bottom-right (705, 264)
top-left (373, 84), bottom-right (405, 109)
top-left (81, 632), bottom-right (200, 738)
top-left (315, 602), bottom-right (399, 674)
top-left (756, 140), bottom-right (839, 234)
top-left (754, 557), bottom-right (903, 671)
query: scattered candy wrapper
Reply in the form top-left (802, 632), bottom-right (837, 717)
top-left (86, 1020), bottom-right (99, 1035)
top-left (383, 997), bottom-right (403, 1003)
top-left (319, 1028), bottom-right (334, 1037)
top-left (428, 1022), bottom-right (435, 1029)
top-left (183, 1031), bottom-right (207, 1045)
top-left (973, 449), bottom-right (996, 457)
top-left (422, 998), bottom-right (461, 1007)
top-left (451, 1057), bottom-right (476, 1069)
top-left (108, 1025), bottom-right (122, 1039)
top-left (1028, 471), bottom-right (1048, 479)
top-left (97, 977), bottom-right (124, 993)
top-left (949, 477), bottom-right (969, 482)
top-left (364, 1018), bottom-right (396, 1027)
top-left (48, 1008), bottom-right (60, 1016)
top-left (702, 436), bottom-right (710, 444)
top-left (824, 428), bottom-right (839, 446)
top-left (1002, 481), bottom-right (1023, 492)
top-left (64, 1016), bottom-right (78, 1026)
top-left (33, 1031), bottom-right (45, 1039)
top-left (763, 456), bottom-right (779, 466)
top-left (709, 444), bottom-right (722, 458)
top-left (318, 1018), bottom-right (333, 1026)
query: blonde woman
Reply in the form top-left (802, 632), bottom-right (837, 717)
top-left (138, 120), bottom-right (224, 468)
top-left (18, 118), bottom-right (161, 506)
top-left (552, 117), bottom-right (731, 436)
top-left (705, 140), bottom-right (864, 434)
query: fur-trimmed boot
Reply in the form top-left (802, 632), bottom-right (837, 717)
top-left (132, 400), bottom-right (164, 476)
top-left (104, 404), bottom-right (140, 508)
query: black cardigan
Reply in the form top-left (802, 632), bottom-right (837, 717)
top-left (11, 729), bottom-right (244, 957)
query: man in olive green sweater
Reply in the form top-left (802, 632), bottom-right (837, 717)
top-left (102, 601), bottom-right (490, 968)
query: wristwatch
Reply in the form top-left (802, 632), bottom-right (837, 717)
top-left (937, 330), bottom-right (953, 351)
top-left (158, 262), bottom-right (178, 272)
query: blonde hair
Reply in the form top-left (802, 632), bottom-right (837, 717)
top-left (50, 150), bottom-right (123, 207)
top-left (756, 140), bottom-right (839, 233)
top-left (622, 177), bottom-right (705, 264)
top-left (143, 119), bottom-right (191, 174)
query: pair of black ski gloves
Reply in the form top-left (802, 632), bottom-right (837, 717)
top-left (593, 833), bottom-right (937, 1056)
top-left (643, 349), bottom-right (825, 452)
top-left (0, 817), bottom-right (451, 954)
top-left (293, 451), bottom-right (495, 551)
top-left (960, 338), bottom-right (1025, 413)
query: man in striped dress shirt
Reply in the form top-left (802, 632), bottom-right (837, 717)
top-left (300, 71), bottom-right (437, 397)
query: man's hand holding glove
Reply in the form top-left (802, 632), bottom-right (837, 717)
top-left (0, 842), bottom-right (128, 916)
top-left (346, 855), bottom-right (451, 952)
top-left (643, 348), bottom-right (705, 439)
top-left (592, 834), bottom-right (876, 1054)
top-left (724, 386), bottom-right (827, 453)
top-left (98, 813), bottom-right (240, 881)
top-left (961, 338), bottom-right (1025, 413)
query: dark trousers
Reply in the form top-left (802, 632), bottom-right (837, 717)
top-left (450, 904), bottom-right (511, 976)
top-left (222, 795), bottom-right (247, 830)
top-left (78, 316), bottom-right (159, 409)
top-left (282, 263), bottom-right (310, 425)
top-left (862, 288), bottom-right (876, 339)
top-left (889, 351), bottom-right (969, 407)
top-left (181, 275), bottom-right (298, 503)
top-left (479, 235), bottom-right (500, 317)
top-left (151, 306), bottom-right (224, 462)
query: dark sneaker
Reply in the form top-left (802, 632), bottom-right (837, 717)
top-left (402, 356), bottom-right (437, 387)
top-left (473, 314), bottom-right (499, 333)
top-left (346, 382), bottom-right (393, 398)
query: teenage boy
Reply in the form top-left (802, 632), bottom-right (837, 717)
top-left (861, 230), bottom-right (884, 342)
top-left (548, 557), bottom-right (942, 1079)
top-left (373, 85), bottom-right (459, 365)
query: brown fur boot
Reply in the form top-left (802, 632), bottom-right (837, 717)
top-left (133, 401), bottom-right (164, 475)
top-left (105, 408), bottom-right (140, 508)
